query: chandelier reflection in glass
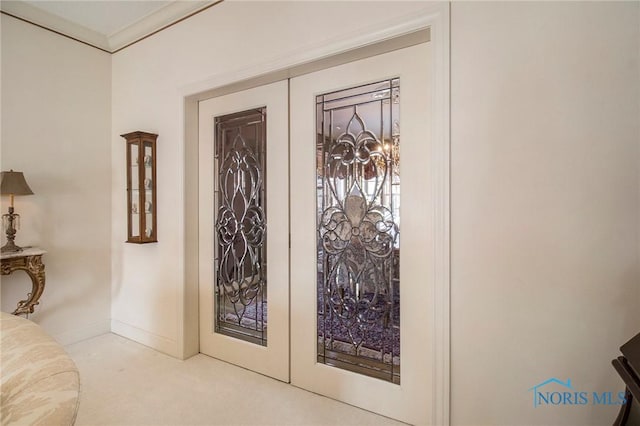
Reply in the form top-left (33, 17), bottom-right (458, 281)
top-left (316, 78), bottom-right (401, 384)
top-left (214, 108), bottom-right (267, 346)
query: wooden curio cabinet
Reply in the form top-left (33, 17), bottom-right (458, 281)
top-left (122, 131), bottom-right (157, 243)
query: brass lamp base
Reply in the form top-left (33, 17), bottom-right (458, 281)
top-left (1, 240), bottom-right (23, 253)
top-left (2, 206), bottom-right (23, 253)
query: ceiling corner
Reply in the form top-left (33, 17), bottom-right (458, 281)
top-left (1, 0), bottom-right (110, 51)
top-left (107, 1), bottom-right (215, 52)
top-left (1, 0), bottom-right (220, 54)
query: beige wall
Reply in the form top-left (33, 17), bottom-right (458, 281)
top-left (0, 16), bottom-right (112, 343)
top-left (450, 2), bottom-right (640, 425)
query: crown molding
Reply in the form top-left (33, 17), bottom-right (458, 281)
top-left (1, 0), bottom-right (110, 51)
top-left (0, 0), bottom-right (218, 53)
top-left (107, 1), bottom-right (214, 52)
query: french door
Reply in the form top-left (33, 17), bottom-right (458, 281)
top-left (199, 43), bottom-right (432, 424)
top-left (198, 80), bottom-right (289, 381)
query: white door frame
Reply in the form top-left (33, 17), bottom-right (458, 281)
top-left (180, 4), bottom-right (450, 425)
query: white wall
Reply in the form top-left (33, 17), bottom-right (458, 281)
top-left (451, 2), bottom-right (640, 425)
top-left (0, 15), bottom-right (112, 344)
top-left (110, 0), bottom-right (431, 358)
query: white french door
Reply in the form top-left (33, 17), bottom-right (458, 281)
top-left (199, 43), bottom-right (433, 424)
top-left (198, 80), bottom-right (289, 382)
top-left (290, 43), bottom-right (432, 425)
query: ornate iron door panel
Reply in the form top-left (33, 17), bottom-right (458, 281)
top-left (215, 109), bottom-right (267, 345)
top-left (316, 79), bottom-right (400, 383)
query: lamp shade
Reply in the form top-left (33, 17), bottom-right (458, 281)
top-left (0, 170), bottom-right (34, 196)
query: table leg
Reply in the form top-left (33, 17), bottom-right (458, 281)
top-left (1, 254), bottom-right (46, 316)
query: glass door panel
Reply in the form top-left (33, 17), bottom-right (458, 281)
top-left (215, 109), bottom-right (268, 346)
top-left (143, 142), bottom-right (155, 240)
top-left (316, 78), bottom-right (401, 384)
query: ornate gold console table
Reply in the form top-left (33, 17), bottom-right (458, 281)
top-left (1, 248), bottom-right (46, 315)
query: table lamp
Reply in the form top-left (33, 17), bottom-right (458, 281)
top-left (1, 170), bottom-right (34, 253)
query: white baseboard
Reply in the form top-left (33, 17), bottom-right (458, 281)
top-left (110, 319), bottom-right (178, 357)
top-left (54, 319), bottom-right (111, 346)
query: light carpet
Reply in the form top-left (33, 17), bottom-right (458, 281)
top-left (65, 333), bottom-right (403, 425)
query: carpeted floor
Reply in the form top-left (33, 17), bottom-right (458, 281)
top-left (65, 333), bottom-right (403, 426)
